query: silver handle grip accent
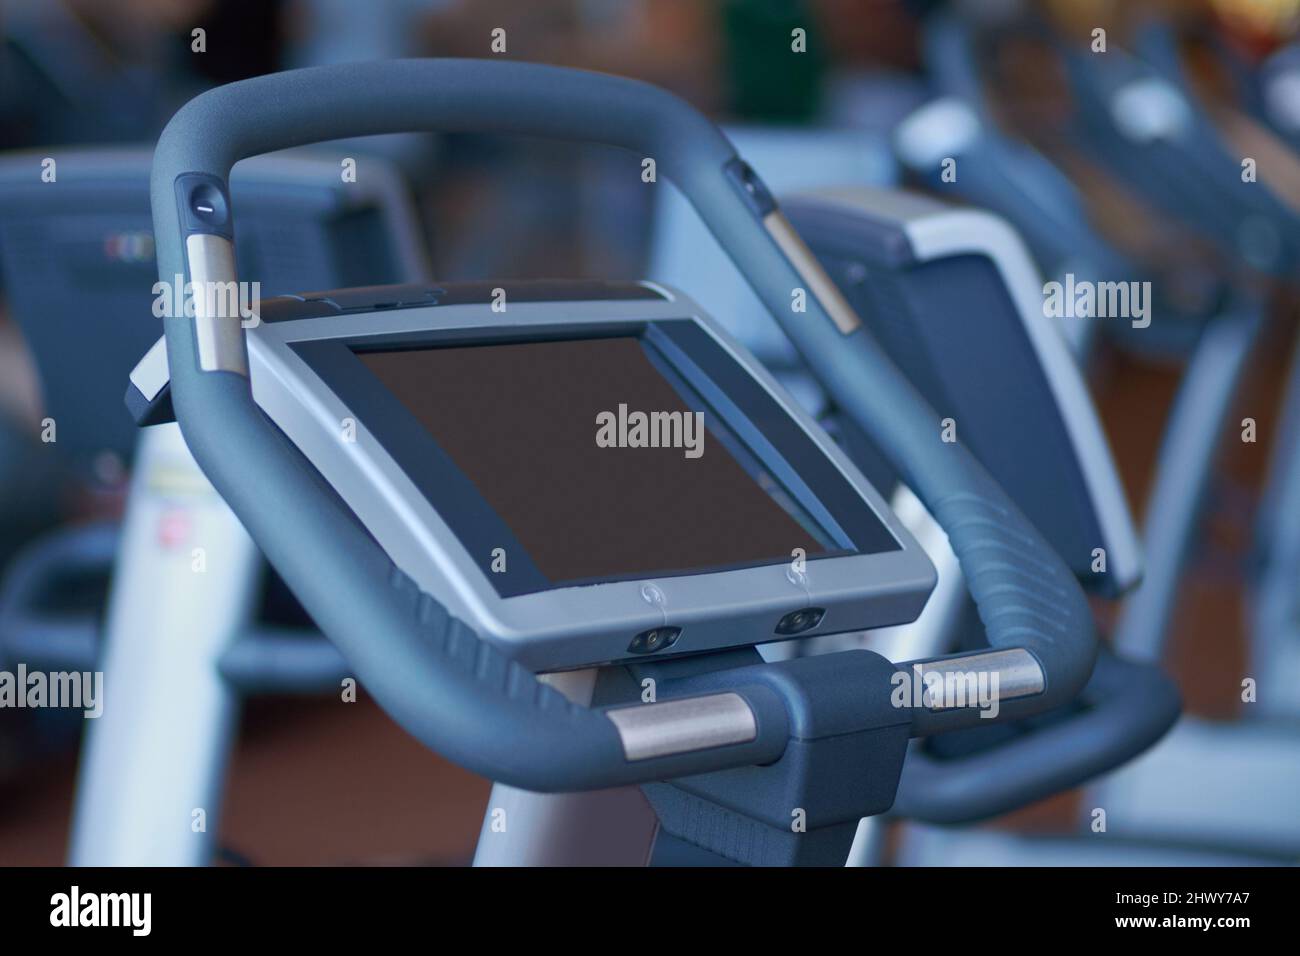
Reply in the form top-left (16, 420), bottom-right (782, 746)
top-left (607, 693), bottom-right (758, 761)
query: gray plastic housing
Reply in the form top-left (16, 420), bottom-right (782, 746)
top-left (783, 187), bottom-right (1142, 595)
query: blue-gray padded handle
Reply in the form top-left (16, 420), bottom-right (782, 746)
top-left (891, 648), bottom-right (1180, 823)
top-left (152, 59), bottom-right (1096, 789)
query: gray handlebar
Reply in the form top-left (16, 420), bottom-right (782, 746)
top-left (150, 59), bottom-right (731, 297)
top-left (892, 648), bottom-right (1180, 823)
top-left (153, 59), bottom-right (1097, 790)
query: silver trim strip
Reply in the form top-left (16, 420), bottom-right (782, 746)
top-left (913, 648), bottom-right (1045, 710)
top-left (607, 692), bottom-right (757, 761)
top-left (186, 234), bottom-right (248, 376)
top-left (763, 210), bottom-right (861, 334)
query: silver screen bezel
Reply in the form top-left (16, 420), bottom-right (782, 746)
top-left (245, 288), bottom-right (936, 671)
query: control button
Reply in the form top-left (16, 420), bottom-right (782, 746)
top-left (628, 626), bottom-right (681, 655)
top-left (188, 182), bottom-right (229, 228)
top-left (775, 607), bottom-right (825, 636)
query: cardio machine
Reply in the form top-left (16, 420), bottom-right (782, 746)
top-left (1055, 22), bottom-right (1300, 858)
top-left (0, 148), bottom-right (424, 677)
top-left (1119, 17), bottom-right (1300, 723)
top-left (891, 12), bottom-right (1269, 688)
top-left (895, 10), bottom-right (1300, 863)
top-left (1060, 18), bottom-right (1300, 279)
top-left (1146, 16), bottom-right (1300, 728)
top-left (653, 155), bottom-right (1179, 859)
top-left (0, 147), bottom-right (427, 864)
top-left (121, 58), bottom-right (1165, 867)
top-left (898, 7), bottom-right (1268, 688)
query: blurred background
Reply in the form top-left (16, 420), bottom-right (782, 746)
top-left (0, 0), bottom-right (1298, 865)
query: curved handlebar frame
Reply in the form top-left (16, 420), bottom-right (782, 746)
top-left (153, 59), bottom-right (1097, 790)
